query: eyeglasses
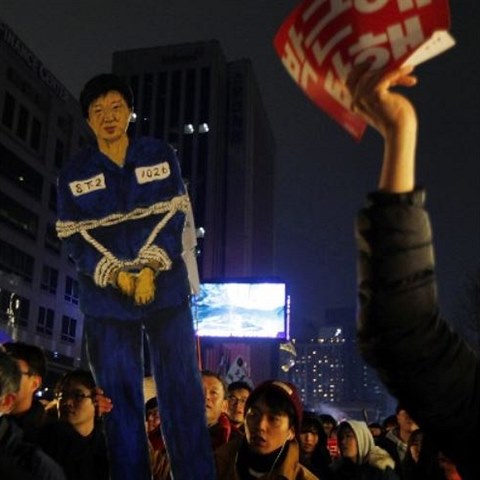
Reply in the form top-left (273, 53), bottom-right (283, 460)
top-left (228, 395), bottom-right (248, 405)
top-left (56, 391), bottom-right (93, 403)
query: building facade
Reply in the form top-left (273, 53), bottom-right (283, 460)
top-left (0, 19), bottom-right (91, 384)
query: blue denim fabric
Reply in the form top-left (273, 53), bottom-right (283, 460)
top-left (84, 303), bottom-right (216, 480)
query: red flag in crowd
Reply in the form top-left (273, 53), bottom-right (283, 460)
top-left (274, 0), bottom-right (455, 139)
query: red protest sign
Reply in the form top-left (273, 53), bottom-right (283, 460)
top-left (274, 0), bottom-right (454, 139)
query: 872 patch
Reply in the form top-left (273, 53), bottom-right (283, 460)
top-left (135, 162), bottom-right (171, 184)
top-left (69, 173), bottom-right (106, 196)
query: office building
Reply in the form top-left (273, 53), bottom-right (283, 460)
top-left (0, 19), bottom-right (90, 383)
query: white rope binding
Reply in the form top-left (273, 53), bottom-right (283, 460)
top-left (56, 194), bottom-right (190, 287)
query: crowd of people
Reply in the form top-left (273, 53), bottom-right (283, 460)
top-left (0, 338), bottom-right (466, 479)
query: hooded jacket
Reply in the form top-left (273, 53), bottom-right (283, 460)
top-left (330, 420), bottom-right (398, 480)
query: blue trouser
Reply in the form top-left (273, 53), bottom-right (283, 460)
top-left (84, 302), bottom-right (216, 480)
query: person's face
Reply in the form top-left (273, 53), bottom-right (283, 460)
top-left (396, 409), bottom-right (418, 435)
top-left (202, 375), bottom-right (226, 427)
top-left (227, 388), bottom-right (250, 424)
top-left (146, 406), bottom-right (161, 433)
top-left (12, 359), bottom-right (41, 414)
top-left (323, 421), bottom-right (335, 437)
top-left (245, 399), bottom-right (295, 455)
top-left (58, 380), bottom-right (95, 433)
top-left (87, 90), bottom-right (132, 144)
top-left (299, 429), bottom-right (319, 454)
top-left (369, 426), bottom-right (382, 438)
top-left (339, 427), bottom-right (358, 462)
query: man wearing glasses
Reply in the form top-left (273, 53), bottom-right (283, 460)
top-left (227, 380), bottom-right (252, 435)
top-left (39, 369), bottom-right (109, 480)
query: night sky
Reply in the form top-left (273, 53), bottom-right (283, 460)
top-left (2, 1), bottom-right (479, 339)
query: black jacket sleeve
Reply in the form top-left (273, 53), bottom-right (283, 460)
top-left (355, 189), bottom-right (480, 474)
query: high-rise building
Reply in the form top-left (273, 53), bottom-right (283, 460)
top-left (287, 327), bottom-right (347, 410)
top-left (112, 40), bottom-right (276, 280)
top-left (284, 307), bottom-right (395, 420)
top-left (0, 19), bottom-right (90, 382)
top-left (224, 59), bottom-right (275, 278)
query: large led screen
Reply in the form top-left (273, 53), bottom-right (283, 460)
top-left (193, 281), bottom-right (287, 339)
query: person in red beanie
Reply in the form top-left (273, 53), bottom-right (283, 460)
top-left (214, 380), bottom-right (321, 479)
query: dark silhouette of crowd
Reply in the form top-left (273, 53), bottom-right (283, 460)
top-left (1, 337), bottom-right (468, 480)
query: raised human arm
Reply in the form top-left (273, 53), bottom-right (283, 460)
top-left (349, 65), bottom-right (480, 475)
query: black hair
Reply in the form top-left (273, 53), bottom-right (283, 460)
top-left (301, 411), bottom-right (327, 440)
top-left (3, 342), bottom-right (47, 379)
top-left (0, 350), bottom-right (21, 397)
top-left (56, 369), bottom-right (96, 395)
top-left (368, 422), bottom-right (385, 438)
top-left (79, 73), bottom-right (134, 118)
top-left (228, 380), bottom-right (253, 394)
top-left (299, 411), bottom-right (332, 475)
top-left (382, 414), bottom-right (399, 430)
top-left (319, 413), bottom-right (337, 427)
top-left (145, 397), bottom-right (158, 412)
top-left (336, 421), bottom-right (354, 441)
top-left (247, 388), bottom-right (296, 430)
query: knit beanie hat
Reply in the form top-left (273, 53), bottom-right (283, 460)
top-left (245, 380), bottom-right (303, 434)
